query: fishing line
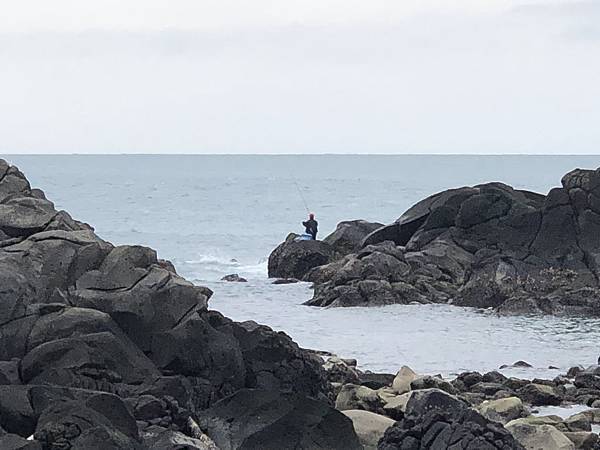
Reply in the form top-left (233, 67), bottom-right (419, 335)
top-left (293, 178), bottom-right (311, 214)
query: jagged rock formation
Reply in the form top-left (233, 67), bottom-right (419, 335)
top-left (377, 389), bottom-right (524, 449)
top-left (198, 389), bottom-right (363, 450)
top-left (296, 168), bottom-right (600, 314)
top-left (268, 233), bottom-right (337, 280)
top-left (268, 220), bottom-right (385, 281)
top-left (0, 159), bottom-right (356, 449)
top-left (324, 220), bottom-right (385, 256)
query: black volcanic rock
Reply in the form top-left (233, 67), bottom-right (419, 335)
top-left (324, 219), bottom-right (384, 255)
top-left (268, 233), bottom-right (337, 280)
top-left (378, 389), bottom-right (524, 450)
top-left (198, 389), bottom-right (362, 450)
top-left (301, 169), bottom-right (600, 314)
top-left (0, 159), bottom-right (340, 448)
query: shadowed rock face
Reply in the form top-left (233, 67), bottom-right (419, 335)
top-left (198, 389), bottom-right (363, 450)
top-left (324, 220), bottom-right (385, 255)
top-left (268, 233), bottom-right (337, 280)
top-left (0, 159), bottom-right (354, 449)
top-left (268, 220), bottom-right (387, 281)
top-left (296, 170), bottom-right (600, 314)
top-left (378, 389), bottom-right (524, 450)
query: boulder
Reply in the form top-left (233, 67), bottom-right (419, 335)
top-left (477, 397), bottom-right (525, 424)
top-left (0, 197), bottom-right (57, 238)
top-left (0, 162), bottom-right (31, 201)
top-left (581, 408), bottom-right (600, 424)
top-left (72, 249), bottom-right (210, 351)
top-left (403, 388), bottom-right (467, 417)
top-left (471, 382), bottom-right (509, 397)
top-left (379, 388), bottom-right (523, 449)
top-left (323, 220), bottom-right (384, 255)
top-left (382, 392), bottom-right (411, 420)
top-left (341, 410), bottom-right (394, 450)
top-left (225, 317), bottom-right (329, 399)
top-left (335, 384), bottom-right (384, 414)
top-left (564, 412), bottom-right (591, 432)
top-left (0, 230), bottom-right (112, 331)
top-left (506, 422), bottom-right (574, 450)
top-left (359, 372), bottom-right (395, 390)
top-left (33, 391), bottom-right (142, 450)
top-left (323, 357), bottom-right (360, 385)
top-left (149, 313), bottom-right (245, 395)
top-left (391, 366), bottom-right (417, 394)
top-left (454, 371), bottom-right (484, 389)
top-left (21, 330), bottom-right (160, 388)
top-left (131, 395), bottom-right (168, 422)
top-left (221, 274), bottom-right (247, 282)
top-left (198, 389), bottom-right (362, 450)
top-left (563, 431), bottom-right (598, 449)
top-left (517, 383), bottom-right (562, 406)
top-left (574, 365), bottom-right (600, 390)
top-left (410, 375), bottom-right (457, 395)
top-left (506, 415), bottom-right (564, 428)
top-left (268, 233), bottom-right (336, 280)
top-left (500, 360), bottom-right (533, 369)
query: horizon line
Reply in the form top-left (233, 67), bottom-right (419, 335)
top-left (3, 153), bottom-right (600, 157)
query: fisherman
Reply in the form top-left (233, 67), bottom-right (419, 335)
top-left (302, 213), bottom-right (318, 240)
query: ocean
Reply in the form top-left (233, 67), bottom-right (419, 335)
top-left (7, 154), bottom-right (600, 378)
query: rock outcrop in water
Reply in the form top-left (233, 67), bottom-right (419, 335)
top-left (0, 159), bottom-right (357, 449)
top-left (273, 168), bottom-right (600, 315)
top-left (268, 233), bottom-right (337, 280)
top-left (267, 220), bottom-right (386, 281)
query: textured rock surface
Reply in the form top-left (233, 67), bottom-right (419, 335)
top-left (477, 397), bottom-right (526, 424)
top-left (342, 410), bottom-right (394, 450)
top-left (378, 388), bottom-right (524, 449)
top-left (298, 169), bottom-right (600, 314)
top-left (324, 220), bottom-right (385, 255)
top-left (198, 389), bottom-right (363, 450)
top-left (268, 233), bottom-right (337, 280)
top-left (0, 159), bottom-right (340, 449)
top-left (506, 422), bottom-right (575, 450)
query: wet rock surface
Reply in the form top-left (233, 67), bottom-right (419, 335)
top-left (0, 160), bottom-right (353, 449)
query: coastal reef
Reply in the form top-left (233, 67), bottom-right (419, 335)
top-left (270, 168), bottom-right (600, 316)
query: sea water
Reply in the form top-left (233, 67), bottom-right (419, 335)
top-left (8, 154), bottom-right (600, 378)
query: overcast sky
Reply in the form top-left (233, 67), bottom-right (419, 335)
top-left (2, 0), bottom-right (599, 154)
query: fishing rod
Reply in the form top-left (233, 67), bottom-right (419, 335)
top-left (293, 178), bottom-right (311, 214)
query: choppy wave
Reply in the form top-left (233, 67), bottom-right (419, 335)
top-left (177, 252), bottom-right (268, 281)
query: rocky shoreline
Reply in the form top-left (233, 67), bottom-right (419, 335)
top-left (318, 352), bottom-right (600, 449)
top-left (2, 158), bottom-right (599, 449)
top-left (0, 159), bottom-right (346, 449)
top-left (269, 167), bottom-right (600, 317)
